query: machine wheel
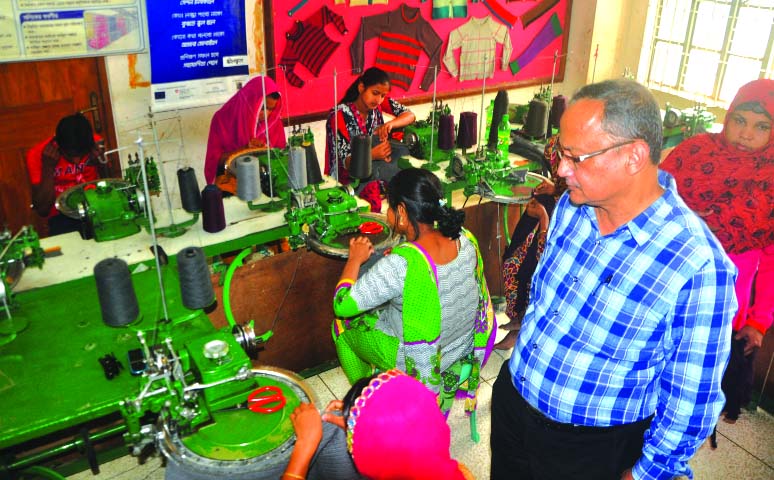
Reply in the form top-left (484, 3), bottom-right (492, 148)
top-left (158, 367), bottom-right (317, 479)
top-left (306, 212), bottom-right (400, 259)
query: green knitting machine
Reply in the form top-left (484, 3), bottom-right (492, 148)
top-left (0, 237), bottom-right (318, 478)
top-left (397, 100), bottom-right (457, 171)
top-left (457, 147), bottom-right (549, 204)
top-left (662, 103), bottom-right (716, 148)
top-left (0, 225), bottom-right (45, 344)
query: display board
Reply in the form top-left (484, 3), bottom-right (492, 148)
top-left (147, 0), bottom-right (250, 112)
top-left (0, 0), bottom-right (145, 63)
top-left (264, 0), bottom-right (571, 123)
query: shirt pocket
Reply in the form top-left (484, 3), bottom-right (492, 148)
top-left (572, 279), bottom-right (667, 366)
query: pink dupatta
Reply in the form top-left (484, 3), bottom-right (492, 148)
top-left (204, 76), bottom-right (287, 183)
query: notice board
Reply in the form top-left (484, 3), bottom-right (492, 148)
top-left (147, 0), bottom-right (250, 112)
top-left (264, 0), bottom-right (571, 123)
top-left (0, 0), bottom-right (145, 63)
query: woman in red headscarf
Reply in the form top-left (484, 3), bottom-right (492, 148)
top-left (204, 75), bottom-right (287, 185)
top-left (661, 78), bottom-right (774, 423)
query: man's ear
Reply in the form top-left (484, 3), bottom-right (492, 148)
top-left (626, 140), bottom-right (652, 175)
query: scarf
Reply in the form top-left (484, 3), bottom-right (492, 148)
top-left (661, 79), bottom-right (774, 253)
top-left (204, 76), bottom-right (287, 183)
top-left (347, 370), bottom-right (465, 480)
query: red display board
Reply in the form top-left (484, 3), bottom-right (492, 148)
top-left (264, 0), bottom-right (571, 123)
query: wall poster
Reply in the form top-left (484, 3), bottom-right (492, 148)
top-left (147, 0), bottom-right (249, 112)
top-left (0, 0), bottom-right (145, 63)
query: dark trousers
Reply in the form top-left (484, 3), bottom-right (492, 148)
top-left (491, 361), bottom-right (652, 480)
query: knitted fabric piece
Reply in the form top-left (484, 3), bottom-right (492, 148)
top-left (509, 12), bottom-right (563, 74)
top-left (444, 15), bottom-right (513, 81)
top-left (350, 5), bottom-right (443, 91)
top-left (279, 6), bottom-right (347, 88)
top-left (522, 0), bottom-right (560, 28)
top-left (432, 0), bottom-right (467, 19)
top-left (481, 0), bottom-right (518, 29)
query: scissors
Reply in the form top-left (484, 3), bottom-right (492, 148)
top-left (358, 221), bottom-right (384, 235)
top-left (246, 385), bottom-right (286, 414)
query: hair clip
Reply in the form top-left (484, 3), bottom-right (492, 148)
top-left (438, 199), bottom-right (447, 208)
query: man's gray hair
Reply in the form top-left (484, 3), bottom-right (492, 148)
top-left (572, 79), bottom-right (663, 165)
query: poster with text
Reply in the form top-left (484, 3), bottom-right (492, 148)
top-left (0, 0), bottom-right (144, 62)
top-left (147, 0), bottom-right (249, 112)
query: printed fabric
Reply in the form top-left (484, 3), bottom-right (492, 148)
top-left (444, 15), bottom-right (512, 81)
top-left (332, 229), bottom-right (496, 408)
top-left (661, 79), bottom-right (774, 255)
top-left (324, 97), bottom-right (409, 185)
top-left (350, 5), bottom-right (443, 91)
top-left (26, 135), bottom-right (103, 218)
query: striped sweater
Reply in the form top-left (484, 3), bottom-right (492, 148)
top-left (350, 5), bottom-right (443, 91)
top-left (443, 15), bottom-right (512, 81)
top-left (279, 6), bottom-right (347, 88)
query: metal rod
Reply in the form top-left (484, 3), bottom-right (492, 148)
top-left (478, 55), bottom-right (488, 147)
top-left (7, 424), bottom-right (127, 470)
top-left (136, 138), bottom-right (169, 324)
top-left (429, 65), bottom-right (438, 162)
top-left (148, 108), bottom-right (176, 226)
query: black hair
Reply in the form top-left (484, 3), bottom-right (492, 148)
top-left (342, 375), bottom-right (375, 427)
top-left (56, 113), bottom-right (95, 157)
top-left (340, 67), bottom-right (391, 104)
top-left (572, 79), bottom-right (663, 165)
top-left (267, 91), bottom-right (280, 100)
top-left (386, 168), bottom-right (465, 240)
top-left (733, 100), bottom-right (771, 120)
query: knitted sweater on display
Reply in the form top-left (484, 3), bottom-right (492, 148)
top-left (350, 5), bottom-right (443, 91)
top-left (443, 15), bottom-right (512, 81)
top-left (279, 6), bottom-right (347, 88)
top-left (432, 0), bottom-right (467, 19)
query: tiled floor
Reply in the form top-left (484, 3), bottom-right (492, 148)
top-left (69, 333), bottom-right (774, 480)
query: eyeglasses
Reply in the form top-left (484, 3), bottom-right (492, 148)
top-left (556, 139), bottom-right (636, 164)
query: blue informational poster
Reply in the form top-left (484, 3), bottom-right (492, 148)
top-left (147, 0), bottom-right (249, 111)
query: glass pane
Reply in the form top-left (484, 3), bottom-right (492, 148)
top-left (649, 41), bottom-right (683, 87)
top-left (683, 49), bottom-right (720, 96)
top-left (692, 1), bottom-right (731, 50)
top-left (656, 0), bottom-right (691, 42)
top-left (730, 7), bottom-right (774, 57)
top-left (719, 57), bottom-right (764, 103)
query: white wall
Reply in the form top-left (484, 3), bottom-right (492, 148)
top-left (104, 0), bottom-right (613, 210)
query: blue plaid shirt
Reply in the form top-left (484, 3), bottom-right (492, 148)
top-left (509, 170), bottom-right (737, 480)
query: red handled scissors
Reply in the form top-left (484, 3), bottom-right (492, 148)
top-left (247, 385), bottom-right (286, 414)
top-left (358, 221), bottom-right (384, 235)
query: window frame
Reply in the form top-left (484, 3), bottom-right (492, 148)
top-left (640, 0), bottom-right (774, 106)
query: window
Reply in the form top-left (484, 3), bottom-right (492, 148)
top-left (640, 0), bottom-right (774, 106)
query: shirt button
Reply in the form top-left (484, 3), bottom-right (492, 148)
top-left (520, 376), bottom-right (526, 382)
top-left (532, 343), bottom-right (538, 349)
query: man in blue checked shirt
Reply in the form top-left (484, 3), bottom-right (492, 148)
top-left (490, 79), bottom-right (737, 480)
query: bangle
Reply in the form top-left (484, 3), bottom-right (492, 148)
top-left (540, 230), bottom-right (548, 235)
top-left (283, 473), bottom-right (305, 480)
top-left (336, 278), bottom-right (356, 289)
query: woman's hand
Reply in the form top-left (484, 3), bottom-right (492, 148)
top-left (735, 325), bottom-right (764, 355)
top-left (321, 400), bottom-right (346, 430)
top-left (249, 137), bottom-right (267, 148)
top-left (533, 180), bottom-right (555, 196)
top-left (348, 236), bottom-right (374, 265)
top-left (289, 403), bottom-right (323, 452)
top-left (525, 199), bottom-right (550, 233)
top-left (374, 122), bottom-right (393, 141)
top-left (372, 141), bottom-right (392, 162)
